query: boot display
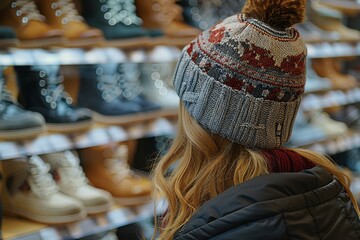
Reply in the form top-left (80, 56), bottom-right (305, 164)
top-left (140, 63), bottom-right (179, 110)
top-left (136, 0), bottom-right (200, 45)
top-left (78, 63), bottom-right (160, 124)
top-left (41, 150), bottom-right (112, 214)
top-left (312, 58), bottom-right (358, 90)
top-left (0, 0), bottom-right (64, 48)
top-left (81, 0), bottom-right (149, 48)
top-left (0, 68), bottom-right (45, 140)
top-left (15, 65), bottom-right (93, 132)
top-left (0, 26), bottom-right (18, 48)
top-left (2, 156), bottom-right (86, 224)
top-left (77, 143), bottom-right (153, 206)
top-left (35, 0), bottom-right (104, 47)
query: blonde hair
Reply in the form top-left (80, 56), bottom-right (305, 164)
top-left (152, 103), bottom-right (359, 240)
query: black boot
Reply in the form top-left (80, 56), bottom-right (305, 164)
top-left (0, 26), bottom-right (18, 48)
top-left (0, 67), bottom-right (45, 140)
top-left (81, 0), bottom-right (149, 45)
top-left (78, 63), bottom-right (160, 124)
top-left (15, 65), bottom-right (92, 132)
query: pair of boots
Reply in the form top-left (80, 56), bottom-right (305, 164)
top-left (0, 0), bottom-right (103, 48)
top-left (2, 144), bottom-right (152, 224)
top-left (2, 152), bottom-right (108, 223)
top-left (312, 58), bottom-right (358, 90)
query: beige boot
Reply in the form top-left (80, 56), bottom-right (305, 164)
top-left (77, 143), bottom-right (153, 206)
top-left (1, 156), bottom-right (86, 224)
top-left (0, 0), bottom-right (64, 48)
top-left (41, 150), bottom-right (112, 214)
top-left (35, 0), bottom-right (104, 47)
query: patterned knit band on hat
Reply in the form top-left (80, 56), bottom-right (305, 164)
top-left (173, 0), bottom-right (307, 149)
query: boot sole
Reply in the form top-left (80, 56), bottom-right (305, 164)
top-left (4, 204), bottom-right (87, 224)
top-left (105, 37), bottom-right (150, 49)
top-left (114, 195), bottom-right (152, 206)
top-left (150, 36), bottom-right (195, 47)
top-left (84, 201), bottom-right (112, 215)
top-left (0, 125), bottom-right (46, 140)
top-left (64, 37), bottom-right (105, 48)
top-left (18, 37), bottom-right (65, 48)
top-left (92, 108), bottom-right (177, 125)
top-left (46, 120), bottom-right (93, 133)
top-left (0, 39), bottom-right (19, 48)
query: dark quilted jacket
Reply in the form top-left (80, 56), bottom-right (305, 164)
top-left (174, 167), bottom-right (360, 240)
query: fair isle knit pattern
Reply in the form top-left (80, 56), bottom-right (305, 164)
top-left (173, 14), bottom-right (307, 149)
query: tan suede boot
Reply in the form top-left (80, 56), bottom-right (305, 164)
top-left (77, 143), bottom-right (153, 206)
top-left (136, 0), bottom-right (200, 46)
top-left (35, 0), bottom-right (104, 47)
top-left (0, 0), bottom-right (64, 48)
top-left (312, 58), bottom-right (358, 90)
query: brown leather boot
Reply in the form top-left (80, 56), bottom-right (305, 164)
top-left (35, 0), bottom-right (104, 47)
top-left (318, 0), bottom-right (360, 16)
top-left (77, 143), bottom-right (153, 206)
top-left (312, 58), bottom-right (358, 90)
top-left (311, 5), bottom-right (360, 42)
top-left (0, 0), bottom-right (64, 48)
top-left (136, 0), bottom-right (200, 46)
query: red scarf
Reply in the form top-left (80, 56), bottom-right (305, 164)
top-left (262, 149), bottom-right (315, 173)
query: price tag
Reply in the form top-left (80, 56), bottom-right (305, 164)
top-left (84, 48), bottom-right (108, 64)
top-left (56, 48), bottom-right (85, 65)
top-left (10, 49), bottom-right (34, 65)
top-left (22, 135), bottom-right (54, 156)
top-left (0, 142), bottom-right (23, 160)
top-left (31, 49), bottom-right (59, 65)
top-left (72, 127), bottom-right (111, 149)
top-left (48, 134), bottom-right (73, 152)
top-left (39, 228), bottom-right (62, 240)
top-left (104, 48), bottom-right (127, 63)
top-left (107, 126), bottom-right (128, 142)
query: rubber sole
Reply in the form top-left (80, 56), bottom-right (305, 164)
top-left (64, 37), bottom-right (105, 48)
top-left (92, 108), bottom-right (177, 125)
top-left (114, 194), bottom-right (152, 206)
top-left (18, 37), bottom-right (65, 48)
top-left (46, 120), bottom-right (93, 133)
top-left (0, 125), bottom-right (46, 140)
top-left (4, 204), bottom-right (87, 224)
top-left (84, 201), bottom-right (112, 215)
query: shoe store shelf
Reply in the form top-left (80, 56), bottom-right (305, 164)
top-left (301, 87), bottom-right (360, 111)
top-left (0, 117), bottom-right (176, 161)
top-left (0, 41), bottom-right (359, 67)
top-left (0, 46), bottom-right (181, 66)
top-left (300, 130), bottom-right (360, 155)
top-left (307, 42), bottom-right (360, 59)
top-left (3, 199), bottom-right (167, 240)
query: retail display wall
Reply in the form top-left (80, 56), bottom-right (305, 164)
top-left (1, 0), bottom-right (360, 239)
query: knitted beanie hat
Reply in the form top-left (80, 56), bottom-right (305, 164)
top-left (173, 0), bottom-right (307, 149)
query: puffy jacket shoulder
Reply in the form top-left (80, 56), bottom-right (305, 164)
top-left (174, 167), bottom-right (360, 240)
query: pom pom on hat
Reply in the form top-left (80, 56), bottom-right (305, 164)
top-left (242, 0), bottom-right (306, 29)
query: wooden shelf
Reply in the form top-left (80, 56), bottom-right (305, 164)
top-left (3, 199), bottom-right (167, 240)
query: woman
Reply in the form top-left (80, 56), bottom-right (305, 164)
top-left (153, 0), bottom-right (360, 239)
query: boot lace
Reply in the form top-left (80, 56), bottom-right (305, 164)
top-left (104, 145), bottom-right (137, 182)
top-left (35, 67), bottom-right (73, 109)
top-left (96, 64), bottom-right (142, 102)
top-left (0, 79), bottom-right (15, 103)
top-left (99, 0), bottom-right (142, 26)
top-left (56, 151), bottom-right (89, 188)
top-left (28, 157), bottom-right (59, 199)
top-left (12, 0), bottom-right (45, 22)
top-left (51, 0), bottom-right (83, 24)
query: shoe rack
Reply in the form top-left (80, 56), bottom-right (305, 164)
top-left (2, 0), bottom-right (360, 240)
